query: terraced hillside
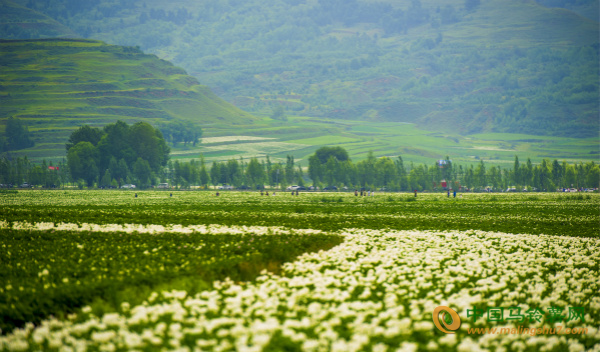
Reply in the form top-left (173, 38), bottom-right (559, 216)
top-left (0, 39), bottom-right (256, 159)
top-left (0, 0), bottom-right (75, 39)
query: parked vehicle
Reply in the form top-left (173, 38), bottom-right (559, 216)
top-left (121, 184), bottom-right (136, 189)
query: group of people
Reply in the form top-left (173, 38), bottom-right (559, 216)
top-left (354, 190), bottom-right (375, 196)
top-left (260, 191), bottom-right (278, 196)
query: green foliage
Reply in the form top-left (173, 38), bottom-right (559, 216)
top-left (0, 39), bottom-right (255, 159)
top-left (66, 141), bottom-right (98, 187)
top-left (6, 0), bottom-right (595, 137)
top-left (65, 120), bottom-right (169, 188)
top-left (270, 105), bottom-right (287, 122)
top-left (0, 226), bottom-right (342, 333)
top-left (1, 117), bottom-right (34, 152)
top-left (158, 121), bottom-right (202, 146)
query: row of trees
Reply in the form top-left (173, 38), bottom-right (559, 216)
top-left (166, 155), bottom-right (303, 190)
top-left (2, 146), bottom-right (598, 191)
top-left (306, 148), bottom-right (600, 192)
top-left (65, 121), bottom-right (169, 187)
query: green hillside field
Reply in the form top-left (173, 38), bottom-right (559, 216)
top-left (0, 38), bottom-right (256, 159)
top-left (2, 0), bottom-right (597, 138)
top-left (0, 0), bottom-right (75, 39)
top-left (0, 38), bottom-right (596, 168)
top-left (167, 115), bottom-right (599, 168)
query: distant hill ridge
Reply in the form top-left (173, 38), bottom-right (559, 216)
top-left (0, 38), bottom-right (256, 159)
top-left (0, 0), bottom-right (76, 39)
top-left (1, 0), bottom-right (599, 139)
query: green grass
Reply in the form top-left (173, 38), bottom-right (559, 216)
top-left (161, 115), bottom-right (599, 167)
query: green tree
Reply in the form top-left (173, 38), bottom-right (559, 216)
top-left (67, 141), bottom-right (99, 187)
top-left (115, 159), bottom-right (129, 186)
top-left (199, 155), bottom-right (210, 187)
top-left (97, 121), bottom-right (135, 170)
top-left (100, 169), bottom-right (112, 188)
top-left (3, 117), bottom-right (34, 151)
top-left (66, 125), bottom-right (103, 152)
top-left (585, 162), bottom-right (599, 188)
top-left (375, 156), bottom-right (397, 188)
top-left (309, 147), bottom-right (350, 185)
top-left (475, 160), bottom-right (486, 188)
top-left (133, 157), bottom-right (152, 188)
top-left (308, 155), bottom-right (322, 185)
top-left (210, 161), bottom-right (220, 187)
top-left (512, 155), bottom-right (521, 186)
top-left (129, 122), bottom-right (170, 172)
top-left (245, 157), bottom-right (265, 188)
top-left (271, 105), bottom-right (287, 121)
top-left (285, 155), bottom-right (295, 185)
top-left (356, 151), bottom-right (376, 187)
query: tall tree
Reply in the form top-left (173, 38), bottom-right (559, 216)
top-left (3, 117), bottom-right (34, 151)
top-left (67, 141), bottom-right (99, 187)
top-left (245, 157), bottom-right (265, 188)
top-left (133, 157), bottom-right (152, 188)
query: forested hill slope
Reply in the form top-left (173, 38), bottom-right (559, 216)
top-left (0, 39), bottom-right (256, 158)
top-left (3, 0), bottom-right (599, 138)
top-left (0, 0), bottom-right (76, 39)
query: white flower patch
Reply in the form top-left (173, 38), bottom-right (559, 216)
top-left (0, 221), bottom-right (323, 236)
top-left (1, 229), bottom-right (599, 351)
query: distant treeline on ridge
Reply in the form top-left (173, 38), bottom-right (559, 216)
top-left (0, 129), bottom-right (598, 191)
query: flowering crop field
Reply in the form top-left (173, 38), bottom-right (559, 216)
top-left (0, 190), bottom-right (599, 351)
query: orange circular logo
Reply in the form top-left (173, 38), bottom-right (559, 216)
top-left (432, 306), bottom-right (461, 334)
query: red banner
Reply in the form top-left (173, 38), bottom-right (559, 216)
top-left (48, 166), bottom-right (59, 170)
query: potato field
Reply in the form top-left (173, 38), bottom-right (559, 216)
top-left (0, 190), bottom-right (598, 351)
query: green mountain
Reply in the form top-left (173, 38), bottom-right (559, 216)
top-left (2, 0), bottom-right (599, 139)
top-left (0, 39), bottom-right (256, 159)
top-left (0, 0), bottom-right (76, 38)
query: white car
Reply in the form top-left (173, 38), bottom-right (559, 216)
top-left (286, 185), bottom-right (300, 191)
top-left (121, 184), bottom-right (136, 189)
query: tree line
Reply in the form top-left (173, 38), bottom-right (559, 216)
top-left (3, 143), bottom-right (597, 192)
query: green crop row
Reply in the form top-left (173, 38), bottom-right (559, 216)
top-left (1, 191), bottom-right (598, 237)
top-left (0, 228), bottom-right (342, 334)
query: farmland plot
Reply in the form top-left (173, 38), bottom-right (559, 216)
top-left (0, 191), bottom-right (598, 351)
